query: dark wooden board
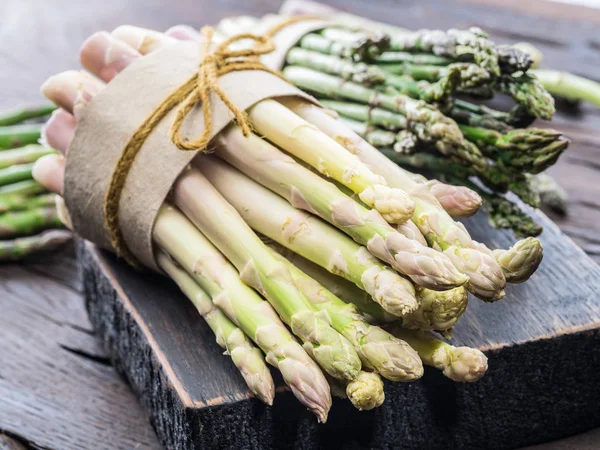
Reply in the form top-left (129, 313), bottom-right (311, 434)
top-left (79, 201), bottom-right (600, 450)
top-left (2, 0), bottom-right (600, 448)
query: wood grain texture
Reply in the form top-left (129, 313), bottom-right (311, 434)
top-left (1, 0), bottom-right (600, 449)
top-left (0, 247), bottom-right (160, 449)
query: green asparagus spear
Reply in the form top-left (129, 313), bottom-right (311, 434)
top-left (0, 205), bottom-right (63, 239)
top-left (380, 62), bottom-right (490, 90)
top-left (0, 193), bottom-right (56, 214)
top-left (286, 48), bottom-right (386, 86)
top-left (388, 27), bottom-right (500, 76)
top-left (0, 162), bottom-right (35, 187)
top-left (298, 33), bottom-right (381, 61)
top-left (532, 69), bottom-right (600, 108)
top-left (0, 145), bottom-right (55, 169)
top-left (459, 125), bottom-right (562, 153)
top-left (497, 73), bottom-right (556, 120)
top-left (496, 45), bottom-right (533, 74)
top-left (0, 124), bottom-right (43, 150)
top-left (283, 67), bottom-right (482, 168)
top-left (0, 179), bottom-right (46, 197)
top-left (376, 51), bottom-right (454, 66)
top-left (279, 244), bottom-right (468, 333)
top-left (0, 229), bottom-right (70, 261)
top-left (0, 104), bottom-right (56, 127)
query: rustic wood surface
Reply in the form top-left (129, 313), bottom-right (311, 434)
top-left (1, 0), bottom-right (600, 448)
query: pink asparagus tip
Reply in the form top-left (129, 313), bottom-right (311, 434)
top-left (165, 25), bottom-right (203, 41)
top-left (79, 31), bottom-right (140, 82)
top-left (42, 109), bottom-right (77, 154)
top-left (32, 154), bottom-right (66, 195)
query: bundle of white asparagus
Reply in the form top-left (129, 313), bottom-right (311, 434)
top-left (33, 25), bottom-right (543, 421)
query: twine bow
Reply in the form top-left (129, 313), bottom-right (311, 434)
top-left (169, 26), bottom-right (285, 150)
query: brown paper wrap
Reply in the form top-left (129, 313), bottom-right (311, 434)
top-left (258, 16), bottom-right (330, 70)
top-left (64, 40), bottom-right (317, 271)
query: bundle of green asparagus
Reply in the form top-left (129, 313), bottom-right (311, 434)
top-left (33, 25), bottom-right (544, 421)
top-left (218, 9), bottom-right (569, 237)
top-left (0, 105), bottom-right (70, 260)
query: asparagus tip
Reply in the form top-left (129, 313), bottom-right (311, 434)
top-left (443, 346), bottom-right (488, 382)
top-left (346, 371), bottom-right (385, 411)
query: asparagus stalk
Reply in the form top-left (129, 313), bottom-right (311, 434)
top-left (387, 27), bottom-right (500, 76)
top-left (339, 117), bottom-right (417, 153)
top-left (155, 249), bottom-right (275, 405)
top-left (376, 51), bottom-right (455, 66)
top-left (532, 69), bottom-right (600, 108)
top-left (197, 156), bottom-right (419, 317)
top-left (338, 118), bottom-right (484, 218)
top-left (0, 206), bottom-right (63, 239)
top-left (174, 166), bottom-right (362, 381)
top-left (452, 99), bottom-right (536, 129)
top-left (497, 73), bottom-right (556, 120)
top-left (275, 242), bottom-right (468, 333)
top-left (217, 127), bottom-right (467, 292)
top-left (298, 32), bottom-right (385, 62)
top-left (0, 124), bottom-right (43, 150)
top-left (248, 98), bottom-right (416, 225)
top-left (0, 162), bottom-right (35, 187)
top-left (0, 145), bottom-right (55, 169)
top-left (283, 67), bottom-right (484, 169)
top-left (153, 206), bottom-right (331, 421)
top-left (0, 180), bottom-right (46, 197)
top-left (492, 237), bottom-right (543, 283)
top-left (280, 98), bottom-right (507, 301)
top-left (389, 328), bottom-right (488, 382)
top-left (496, 45), bottom-right (534, 74)
top-left (286, 48), bottom-right (386, 86)
top-left (320, 27), bottom-right (391, 56)
top-left (381, 62), bottom-right (490, 90)
top-left (0, 229), bottom-right (71, 261)
top-left (272, 245), bottom-right (398, 324)
top-left (270, 247), bottom-right (423, 381)
top-left (459, 125), bottom-right (563, 153)
top-left (450, 103), bottom-right (514, 132)
top-left (0, 193), bottom-right (56, 214)
top-left (0, 105), bottom-right (56, 127)
top-left (395, 154), bottom-right (543, 237)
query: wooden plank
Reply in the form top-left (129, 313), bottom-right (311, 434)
top-left (0, 251), bottom-right (160, 450)
top-left (79, 197), bottom-right (600, 449)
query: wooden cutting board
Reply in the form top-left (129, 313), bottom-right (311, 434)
top-left (77, 204), bottom-right (600, 450)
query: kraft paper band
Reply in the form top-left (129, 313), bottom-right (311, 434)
top-left (64, 39), bottom-right (316, 271)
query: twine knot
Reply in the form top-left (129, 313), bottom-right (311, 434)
top-left (169, 26), bottom-right (283, 151)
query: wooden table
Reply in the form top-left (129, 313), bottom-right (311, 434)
top-left (1, 0), bottom-right (599, 448)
